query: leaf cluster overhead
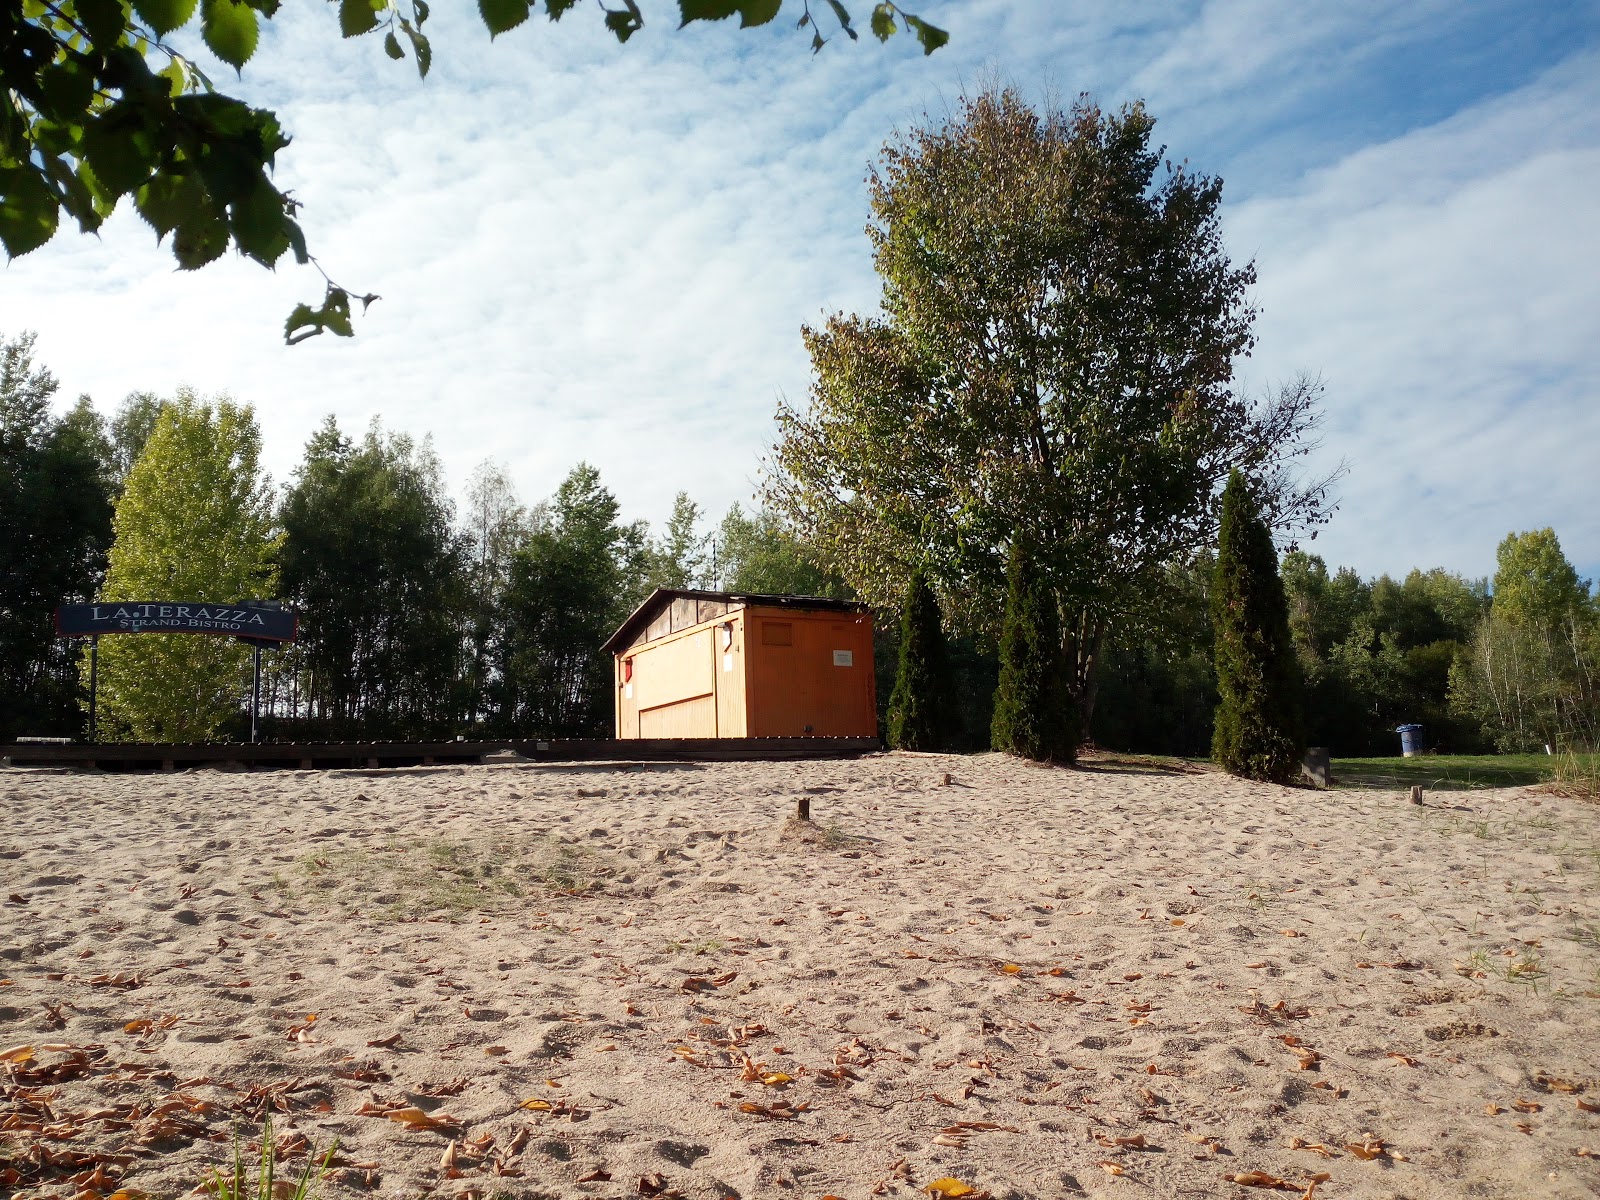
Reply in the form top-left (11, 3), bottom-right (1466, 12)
top-left (1, 0), bottom-right (945, 341)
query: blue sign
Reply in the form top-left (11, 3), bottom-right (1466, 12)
top-left (56, 602), bottom-right (297, 642)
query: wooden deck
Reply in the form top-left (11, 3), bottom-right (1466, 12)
top-left (1, 736), bottom-right (881, 772)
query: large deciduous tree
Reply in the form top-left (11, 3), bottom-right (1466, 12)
top-left (1210, 471), bottom-right (1302, 782)
top-left (92, 392), bottom-right (278, 740)
top-left (768, 87), bottom-right (1336, 729)
top-left (1450, 529), bottom-right (1597, 753)
top-left (0, 332), bottom-right (114, 739)
top-left (1, 2), bottom-right (945, 341)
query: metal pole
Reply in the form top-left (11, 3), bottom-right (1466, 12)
top-left (251, 643), bottom-right (262, 744)
top-left (88, 635), bottom-right (99, 743)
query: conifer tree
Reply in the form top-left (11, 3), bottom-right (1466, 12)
top-left (1211, 470), bottom-right (1303, 781)
top-left (887, 567), bottom-right (953, 750)
top-left (991, 540), bottom-right (1077, 762)
top-left (92, 394), bottom-right (279, 741)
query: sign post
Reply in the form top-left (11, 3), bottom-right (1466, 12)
top-left (88, 635), bottom-right (99, 743)
top-left (54, 601), bottom-right (297, 743)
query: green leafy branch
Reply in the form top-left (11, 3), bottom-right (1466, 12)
top-left (0, 0), bottom-right (948, 342)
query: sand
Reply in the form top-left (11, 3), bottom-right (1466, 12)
top-left (2, 751), bottom-right (1598, 1200)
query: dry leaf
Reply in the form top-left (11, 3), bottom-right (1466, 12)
top-left (923, 1179), bottom-right (982, 1198)
top-left (1576, 1098), bottom-right (1600, 1114)
top-left (1095, 1161), bottom-right (1125, 1176)
top-left (1387, 1052), bottom-right (1419, 1067)
top-left (1513, 1099), bottom-right (1543, 1113)
top-left (1286, 1137), bottom-right (1340, 1157)
top-left (1000, 963), bottom-right (1022, 975)
top-left (519, 1099), bottom-right (552, 1112)
top-left (1227, 1171), bottom-right (1295, 1190)
top-left (1344, 1136), bottom-right (1387, 1160)
top-left (383, 1107), bottom-right (459, 1133)
top-left (1279, 929), bottom-right (1305, 938)
top-left (1485, 1103), bottom-right (1505, 1115)
top-left (576, 1169), bottom-right (611, 1183)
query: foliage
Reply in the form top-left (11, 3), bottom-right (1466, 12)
top-left (277, 417), bottom-right (468, 736)
top-left (461, 459), bottom-right (530, 726)
top-left (1211, 471), bottom-right (1302, 782)
top-left (202, 1116), bottom-right (335, 1200)
top-left (646, 491), bottom-right (710, 591)
top-left (1449, 529), bottom-right (1597, 753)
top-left (990, 539), bottom-right (1076, 763)
top-left (885, 565), bottom-right (951, 750)
top-left (768, 87), bottom-right (1337, 732)
top-left (91, 391), bottom-right (279, 740)
top-left (1, 1), bottom-right (945, 341)
top-left (714, 504), bottom-right (847, 597)
top-left (493, 463), bottom-right (648, 736)
top-left (1278, 552), bottom-right (1488, 756)
top-left (0, 332), bottom-right (114, 739)
top-left (107, 390), bottom-right (166, 491)
top-left (1091, 554), bottom-right (1217, 757)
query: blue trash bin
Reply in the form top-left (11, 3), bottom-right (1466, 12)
top-left (1396, 724), bottom-right (1426, 757)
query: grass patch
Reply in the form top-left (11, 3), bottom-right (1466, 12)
top-left (1331, 753), bottom-right (1600, 793)
top-left (297, 834), bottom-right (608, 919)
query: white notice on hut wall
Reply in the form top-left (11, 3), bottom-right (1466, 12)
top-left (723, 653), bottom-right (734, 672)
top-left (833, 650), bottom-right (854, 667)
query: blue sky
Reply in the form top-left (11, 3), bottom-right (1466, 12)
top-left (6, 1), bottom-right (1598, 588)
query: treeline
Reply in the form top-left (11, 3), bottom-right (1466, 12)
top-left (0, 334), bottom-right (836, 742)
top-left (4, 329), bottom-right (1595, 756)
top-left (1093, 537), bottom-right (1599, 758)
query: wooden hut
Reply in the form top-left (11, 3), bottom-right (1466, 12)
top-left (602, 589), bottom-right (876, 739)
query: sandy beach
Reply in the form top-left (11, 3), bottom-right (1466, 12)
top-left (2, 752), bottom-right (1598, 1200)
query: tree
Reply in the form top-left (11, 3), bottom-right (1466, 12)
top-left (91, 391), bottom-right (278, 740)
top-left (768, 88), bottom-right (1337, 732)
top-left (990, 539), bottom-right (1076, 762)
top-left (108, 391), bottom-right (166, 492)
top-left (646, 492), bottom-right (709, 591)
top-left (713, 504), bottom-right (846, 596)
top-left (277, 417), bottom-right (468, 735)
top-left (0, 332), bottom-right (114, 739)
top-left (885, 565), bottom-right (952, 750)
top-left (2, 2), bottom-right (946, 341)
top-left (462, 459), bottom-right (530, 726)
top-left (1210, 471), bottom-right (1302, 782)
top-left (494, 463), bottom-right (648, 736)
top-left (1450, 529), bottom-right (1597, 752)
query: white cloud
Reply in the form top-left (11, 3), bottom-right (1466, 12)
top-left (1230, 49), bottom-right (1600, 582)
top-left (2, 1), bottom-right (1595, 585)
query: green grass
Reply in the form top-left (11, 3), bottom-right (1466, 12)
top-left (1332, 753), bottom-right (1600, 793)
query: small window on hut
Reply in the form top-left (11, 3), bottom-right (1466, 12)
top-left (761, 621), bottom-right (793, 646)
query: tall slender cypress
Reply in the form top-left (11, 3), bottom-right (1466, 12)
top-left (991, 540), bottom-right (1078, 762)
top-left (887, 567), bottom-right (953, 750)
top-left (1211, 471), bottom-right (1304, 781)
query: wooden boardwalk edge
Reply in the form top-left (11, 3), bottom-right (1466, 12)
top-left (0, 736), bottom-right (882, 772)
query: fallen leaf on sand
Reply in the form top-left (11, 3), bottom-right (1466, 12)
top-left (519, 1099), bottom-right (552, 1112)
top-left (1344, 1135), bottom-right (1387, 1160)
top-left (1286, 1137), bottom-right (1340, 1157)
top-left (0, 1044), bottom-right (34, 1063)
top-left (381, 1107), bottom-right (461, 1133)
top-left (1512, 1099), bottom-right (1543, 1113)
top-left (367, 1033), bottom-right (402, 1048)
top-left (1095, 1161), bottom-right (1125, 1176)
top-left (1577, 1098), bottom-right (1600, 1114)
top-left (1227, 1171), bottom-right (1297, 1190)
top-left (576, 1169), bottom-right (611, 1182)
top-left (1000, 963), bottom-right (1022, 975)
top-left (924, 1178), bottom-right (989, 1198)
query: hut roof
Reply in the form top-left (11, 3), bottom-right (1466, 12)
top-left (601, 588), bottom-right (867, 656)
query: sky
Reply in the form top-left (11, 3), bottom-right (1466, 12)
top-left (7, 0), bottom-right (1599, 588)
